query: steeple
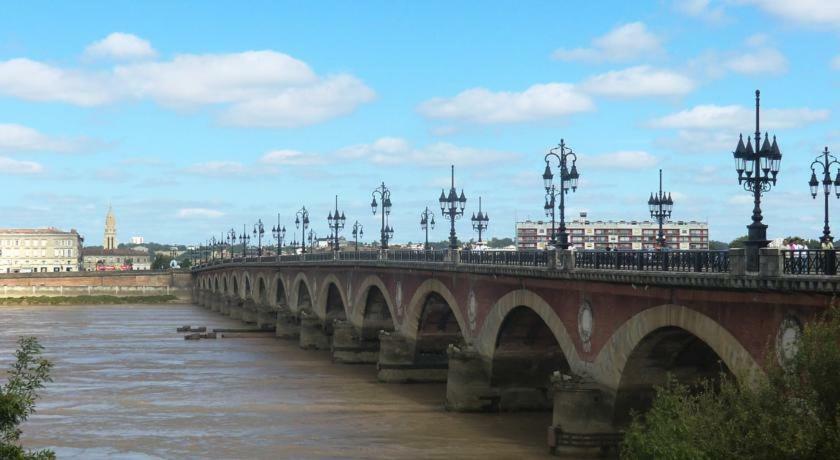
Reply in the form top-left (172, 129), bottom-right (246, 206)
top-left (104, 205), bottom-right (117, 250)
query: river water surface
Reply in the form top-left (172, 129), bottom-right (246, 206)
top-left (0, 304), bottom-right (550, 459)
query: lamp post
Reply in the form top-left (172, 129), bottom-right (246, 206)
top-left (471, 196), bottom-right (489, 245)
top-left (226, 228), bottom-right (236, 258)
top-left (809, 147), bottom-right (840, 244)
top-left (648, 169), bottom-right (674, 249)
top-left (295, 207), bottom-right (310, 254)
top-left (420, 207), bottom-right (435, 250)
top-left (543, 139), bottom-right (580, 250)
top-left (327, 195), bottom-right (346, 251)
top-left (272, 213), bottom-right (286, 256)
top-left (352, 221), bottom-right (364, 254)
top-left (252, 219), bottom-right (265, 256)
top-left (544, 185), bottom-right (562, 247)
top-left (238, 224), bottom-right (250, 257)
top-left (371, 182), bottom-right (393, 249)
top-left (439, 165), bottom-right (467, 250)
top-left (308, 229), bottom-right (318, 251)
top-left (732, 90), bottom-right (782, 272)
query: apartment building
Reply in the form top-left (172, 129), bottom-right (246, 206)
top-left (0, 228), bottom-right (83, 273)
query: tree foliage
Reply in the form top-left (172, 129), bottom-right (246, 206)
top-left (622, 310), bottom-right (840, 459)
top-left (728, 235), bottom-right (748, 249)
top-left (0, 337), bottom-right (54, 460)
top-left (486, 237), bottom-right (514, 248)
top-left (708, 240), bottom-right (729, 250)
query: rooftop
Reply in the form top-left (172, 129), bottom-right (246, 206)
top-left (0, 227), bottom-right (79, 235)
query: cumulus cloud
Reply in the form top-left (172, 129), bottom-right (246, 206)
top-left (418, 83), bottom-right (594, 124)
top-left (650, 105), bottom-right (830, 130)
top-left (336, 137), bottom-right (518, 166)
top-left (0, 36), bottom-right (375, 128)
top-left (176, 208), bottom-right (224, 219)
top-left (674, 0), bottom-right (726, 22)
top-left (258, 149), bottom-right (323, 165)
top-left (739, 0), bottom-right (840, 28)
top-left (0, 123), bottom-right (97, 153)
top-left (183, 161), bottom-right (246, 176)
top-left (690, 36), bottom-right (788, 78)
top-left (84, 32), bottom-right (157, 60)
top-left (581, 66), bottom-right (695, 98)
top-left (0, 157), bottom-right (43, 174)
top-left (552, 22), bottom-right (663, 63)
top-left (832, 55), bottom-right (840, 70)
top-left (584, 151), bottom-right (659, 170)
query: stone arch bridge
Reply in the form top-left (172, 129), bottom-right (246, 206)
top-left (191, 250), bottom-right (835, 456)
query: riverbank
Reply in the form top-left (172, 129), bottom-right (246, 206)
top-left (0, 294), bottom-right (182, 306)
top-left (0, 270), bottom-right (192, 301)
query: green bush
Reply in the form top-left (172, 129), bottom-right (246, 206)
top-left (622, 310), bottom-right (840, 459)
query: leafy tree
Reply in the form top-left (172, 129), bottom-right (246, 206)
top-left (728, 235), bottom-right (748, 248)
top-left (0, 337), bottom-right (54, 460)
top-left (708, 240), bottom-right (729, 250)
top-left (622, 309), bottom-right (840, 459)
top-left (486, 237), bottom-right (514, 248)
top-left (151, 254), bottom-right (173, 270)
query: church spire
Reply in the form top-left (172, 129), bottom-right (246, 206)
top-left (104, 205), bottom-right (117, 250)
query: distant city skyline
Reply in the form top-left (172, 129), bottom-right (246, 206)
top-left (0, 1), bottom-right (838, 245)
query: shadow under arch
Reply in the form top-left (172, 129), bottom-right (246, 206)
top-left (402, 278), bottom-right (467, 342)
top-left (273, 274), bottom-right (288, 308)
top-left (257, 276), bottom-right (267, 305)
top-left (214, 276), bottom-right (219, 293)
top-left (292, 272), bottom-right (314, 313)
top-left (405, 282), bottom-right (467, 372)
top-left (315, 274), bottom-right (349, 321)
top-left (350, 275), bottom-right (396, 329)
top-left (360, 285), bottom-right (395, 340)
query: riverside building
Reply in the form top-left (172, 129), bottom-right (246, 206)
top-left (0, 228), bottom-right (83, 273)
top-left (515, 216), bottom-right (709, 251)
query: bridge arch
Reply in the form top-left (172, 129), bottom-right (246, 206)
top-left (272, 273), bottom-right (288, 308)
top-left (222, 274), bottom-right (229, 294)
top-left (351, 275), bottom-right (396, 329)
top-left (257, 276), bottom-right (268, 305)
top-left (316, 274), bottom-right (349, 321)
top-left (402, 278), bottom-right (467, 341)
top-left (243, 273), bottom-right (253, 300)
top-left (213, 276), bottom-right (219, 293)
top-left (232, 275), bottom-right (239, 297)
top-left (292, 272), bottom-right (315, 313)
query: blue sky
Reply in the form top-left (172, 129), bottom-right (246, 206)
top-left (0, 0), bottom-right (838, 246)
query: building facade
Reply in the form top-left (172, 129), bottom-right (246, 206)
top-left (82, 248), bottom-right (151, 271)
top-left (0, 228), bottom-right (83, 273)
top-left (516, 218), bottom-right (709, 251)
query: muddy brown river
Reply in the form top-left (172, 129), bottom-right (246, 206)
top-left (0, 304), bottom-right (550, 459)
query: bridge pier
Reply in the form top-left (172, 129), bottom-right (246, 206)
top-left (331, 320), bottom-right (379, 364)
top-left (299, 312), bottom-right (331, 350)
top-left (547, 374), bottom-right (621, 458)
top-left (256, 308), bottom-right (277, 330)
top-left (275, 307), bottom-right (300, 339)
top-left (210, 294), bottom-right (222, 312)
top-left (241, 300), bottom-right (258, 325)
top-left (228, 299), bottom-right (243, 320)
top-left (377, 332), bottom-right (447, 383)
top-left (444, 345), bottom-right (497, 412)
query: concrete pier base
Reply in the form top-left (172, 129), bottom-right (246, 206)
top-left (377, 332), bottom-right (447, 383)
top-left (547, 374), bottom-right (621, 458)
top-left (299, 313), bottom-right (330, 350)
top-left (241, 307), bottom-right (257, 325)
top-left (275, 308), bottom-right (300, 339)
top-left (444, 345), bottom-right (497, 412)
top-left (331, 321), bottom-right (379, 364)
top-left (210, 297), bottom-right (221, 312)
top-left (256, 310), bottom-right (276, 330)
top-left (229, 304), bottom-right (243, 320)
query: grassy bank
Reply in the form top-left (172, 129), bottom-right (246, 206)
top-left (0, 295), bottom-right (181, 306)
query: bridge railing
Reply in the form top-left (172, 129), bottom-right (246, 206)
top-left (460, 250), bottom-right (550, 267)
top-left (338, 251), bottom-right (380, 261)
top-left (574, 250), bottom-right (729, 273)
top-left (782, 249), bottom-right (839, 275)
top-left (384, 250), bottom-right (447, 263)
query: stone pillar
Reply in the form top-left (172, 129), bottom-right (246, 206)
top-left (275, 307), bottom-right (300, 339)
top-left (256, 309), bottom-right (277, 331)
top-left (729, 248), bottom-right (746, 276)
top-left (377, 332), bottom-right (448, 383)
top-left (219, 297), bottom-right (231, 315)
top-left (299, 312), bottom-right (330, 350)
top-left (444, 345), bottom-right (497, 412)
top-left (331, 320), bottom-right (380, 364)
top-left (556, 249), bottom-right (575, 271)
top-left (548, 373), bottom-right (621, 458)
top-left (759, 248), bottom-right (782, 277)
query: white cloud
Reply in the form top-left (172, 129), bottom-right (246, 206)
top-left (0, 123), bottom-right (94, 153)
top-left (582, 66), bottom-right (695, 98)
top-left (674, 0), bottom-right (726, 23)
top-left (176, 208), bottom-right (224, 219)
top-left (650, 104), bottom-right (830, 130)
top-left (0, 39), bottom-right (375, 128)
top-left (832, 55), bottom-right (840, 70)
top-left (418, 83), bottom-right (594, 124)
top-left (258, 149), bottom-right (322, 165)
top-left (336, 137), bottom-right (518, 166)
top-left (0, 156), bottom-right (43, 174)
top-left (552, 22), bottom-right (663, 63)
top-left (724, 47), bottom-right (787, 76)
top-left (183, 161), bottom-right (245, 176)
top-left (585, 151), bottom-right (659, 170)
top-left (739, 0), bottom-right (840, 28)
top-left (84, 32), bottom-right (157, 60)
top-left (656, 129), bottom-right (736, 154)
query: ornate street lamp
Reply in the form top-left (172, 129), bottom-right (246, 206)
top-left (543, 139), bottom-right (580, 250)
top-left (238, 225), bottom-right (251, 257)
top-left (544, 186), bottom-right (562, 247)
top-left (732, 90), bottom-right (782, 271)
top-left (371, 182), bottom-right (393, 249)
top-left (420, 207), bottom-right (435, 250)
top-left (352, 221), bottom-right (364, 254)
top-left (226, 228), bottom-right (236, 258)
top-left (327, 195), bottom-right (346, 251)
top-left (308, 229), bottom-right (318, 251)
top-left (252, 219), bottom-right (265, 256)
top-left (471, 196), bottom-right (489, 244)
top-left (295, 207), bottom-right (310, 254)
top-left (439, 165), bottom-right (467, 250)
top-left (272, 213), bottom-right (286, 256)
top-left (809, 147), bottom-right (840, 243)
top-left (648, 169), bottom-right (673, 248)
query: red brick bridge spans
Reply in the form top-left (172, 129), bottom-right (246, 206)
top-left (191, 249), bottom-right (835, 456)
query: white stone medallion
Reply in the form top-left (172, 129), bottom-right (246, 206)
top-left (468, 289), bottom-right (477, 332)
top-left (776, 314), bottom-right (802, 366)
top-left (578, 300), bottom-right (593, 353)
